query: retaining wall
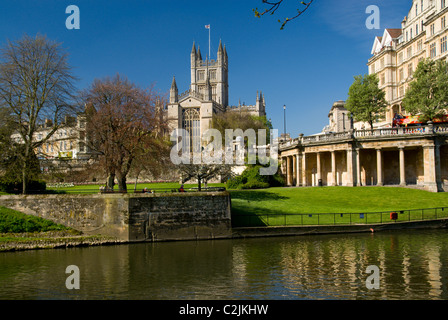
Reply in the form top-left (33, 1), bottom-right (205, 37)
top-left (0, 192), bottom-right (232, 242)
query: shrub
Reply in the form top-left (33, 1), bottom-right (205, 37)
top-left (0, 177), bottom-right (46, 194)
top-left (226, 164), bottom-right (285, 190)
top-left (269, 173), bottom-right (285, 187)
top-left (241, 180), bottom-right (270, 189)
top-left (227, 175), bottom-right (245, 189)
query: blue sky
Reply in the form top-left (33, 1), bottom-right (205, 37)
top-left (0, 0), bottom-right (412, 137)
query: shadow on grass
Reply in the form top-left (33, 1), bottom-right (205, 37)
top-left (229, 190), bottom-right (289, 202)
top-left (231, 207), bottom-right (268, 228)
top-left (229, 190), bottom-right (290, 227)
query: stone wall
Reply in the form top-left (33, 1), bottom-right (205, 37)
top-left (0, 192), bottom-right (232, 242)
top-left (128, 193), bottom-right (232, 241)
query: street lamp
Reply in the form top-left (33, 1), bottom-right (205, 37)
top-left (283, 105), bottom-right (286, 140)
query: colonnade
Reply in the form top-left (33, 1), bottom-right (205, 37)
top-left (281, 142), bottom-right (443, 192)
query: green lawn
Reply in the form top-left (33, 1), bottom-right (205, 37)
top-left (47, 182), bottom-right (226, 194)
top-left (230, 186), bottom-right (448, 227)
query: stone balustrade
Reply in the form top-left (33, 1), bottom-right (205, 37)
top-left (280, 123), bottom-right (448, 150)
top-left (279, 123), bottom-right (448, 192)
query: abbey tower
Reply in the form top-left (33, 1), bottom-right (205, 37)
top-left (167, 40), bottom-right (266, 146)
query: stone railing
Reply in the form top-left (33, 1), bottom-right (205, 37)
top-left (279, 123), bottom-right (448, 150)
top-left (301, 132), bottom-right (352, 144)
top-left (198, 59), bottom-right (218, 67)
top-left (178, 89), bottom-right (204, 101)
top-left (353, 126), bottom-right (431, 137)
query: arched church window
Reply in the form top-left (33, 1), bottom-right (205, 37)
top-left (182, 108), bottom-right (201, 153)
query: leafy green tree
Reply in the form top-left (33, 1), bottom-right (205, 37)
top-left (211, 111), bottom-right (272, 146)
top-left (345, 74), bottom-right (387, 130)
top-left (402, 59), bottom-right (448, 122)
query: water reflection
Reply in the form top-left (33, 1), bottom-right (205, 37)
top-left (0, 229), bottom-right (447, 299)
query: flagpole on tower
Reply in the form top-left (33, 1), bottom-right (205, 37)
top-left (205, 24), bottom-right (210, 59)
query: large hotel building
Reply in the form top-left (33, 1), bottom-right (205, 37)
top-left (279, 0), bottom-right (448, 192)
top-left (368, 0), bottom-right (448, 128)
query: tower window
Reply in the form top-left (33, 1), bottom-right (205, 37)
top-left (209, 69), bottom-right (216, 80)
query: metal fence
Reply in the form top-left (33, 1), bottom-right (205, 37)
top-left (232, 207), bottom-right (448, 228)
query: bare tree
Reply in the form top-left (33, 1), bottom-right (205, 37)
top-left (253, 0), bottom-right (315, 29)
top-left (83, 74), bottom-right (170, 192)
top-left (178, 163), bottom-right (234, 191)
top-left (0, 34), bottom-right (78, 193)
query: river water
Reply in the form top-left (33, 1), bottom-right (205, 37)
top-left (1, 229), bottom-right (448, 300)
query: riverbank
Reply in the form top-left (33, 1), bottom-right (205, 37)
top-left (2, 186), bottom-right (448, 251)
top-left (0, 230), bottom-right (123, 252)
top-left (2, 217), bottom-right (448, 252)
top-left (232, 217), bottom-right (448, 239)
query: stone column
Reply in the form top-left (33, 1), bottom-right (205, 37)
top-left (281, 157), bottom-right (286, 178)
top-left (376, 148), bottom-right (383, 186)
top-left (331, 151), bottom-right (337, 186)
top-left (286, 156), bottom-right (292, 186)
top-left (356, 148), bottom-right (361, 186)
top-left (296, 154), bottom-right (301, 186)
top-left (316, 152), bottom-right (321, 185)
top-left (302, 153), bottom-right (307, 187)
top-left (292, 155), bottom-right (297, 186)
top-left (346, 148), bottom-right (354, 187)
top-left (399, 147), bottom-right (406, 186)
top-left (423, 144), bottom-right (441, 192)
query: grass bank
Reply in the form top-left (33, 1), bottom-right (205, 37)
top-left (0, 206), bottom-right (69, 233)
top-left (0, 206), bottom-right (121, 251)
top-left (230, 186), bottom-right (448, 227)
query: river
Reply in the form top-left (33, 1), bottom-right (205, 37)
top-left (1, 229), bottom-right (448, 300)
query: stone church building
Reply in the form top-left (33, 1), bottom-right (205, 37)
top-left (167, 40), bottom-right (266, 150)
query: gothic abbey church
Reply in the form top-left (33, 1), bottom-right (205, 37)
top-left (167, 40), bottom-right (266, 143)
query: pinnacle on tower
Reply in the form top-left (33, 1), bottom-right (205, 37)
top-left (223, 44), bottom-right (227, 62)
top-left (197, 46), bottom-right (202, 61)
top-left (171, 76), bottom-right (178, 90)
top-left (218, 39), bottom-right (223, 54)
top-left (191, 42), bottom-right (198, 63)
top-left (217, 39), bottom-right (224, 63)
top-left (170, 76), bottom-right (178, 103)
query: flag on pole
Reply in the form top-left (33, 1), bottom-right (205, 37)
top-left (205, 24), bottom-right (210, 29)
